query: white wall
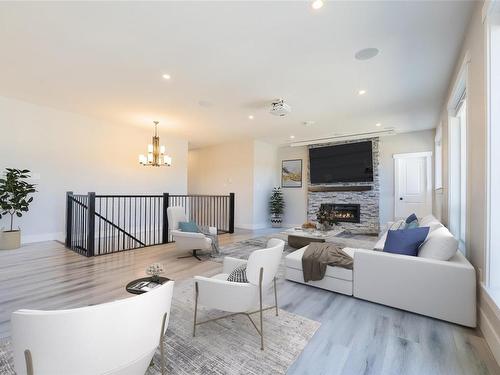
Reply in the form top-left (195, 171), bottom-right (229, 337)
top-left (253, 141), bottom-right (279, 229)
top-left (0, 96), bottom-right (188, 243)
top-left (276, 130), bottom-right (435, 227)
top-left (379, 130), bottom-right (435, 224)
top-left (276, 146), bottom-right (308, 227)
top-left (188, 140), bottom-right (278, 229)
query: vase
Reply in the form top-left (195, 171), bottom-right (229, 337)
top-left (0, 230), bottom-right (21, 250)
top-left (271, 214), bottom-right (282, 228)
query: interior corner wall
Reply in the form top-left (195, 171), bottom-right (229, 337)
top-left (0, 96), bottom-right (188, 244)
top-left (188, 140), bottom-right (255, 229)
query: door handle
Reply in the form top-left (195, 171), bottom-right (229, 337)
top-left (399, 197), bottom-right (403, 200)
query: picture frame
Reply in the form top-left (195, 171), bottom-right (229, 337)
top-left (282, 159), bottom-right (303, 188)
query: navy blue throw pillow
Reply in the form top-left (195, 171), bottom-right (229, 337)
top-left (405, 213), bottom-right (418, 224)
top-left (383, 227), bottom-right (430, 256)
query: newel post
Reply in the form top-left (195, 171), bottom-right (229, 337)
top-left (229, 192), bottom-right (235, 233)
top-left (65, 191), bottom-right (73, 248)
top-left (87, 192), bottom-right (96, 257)
top-left (162, 193), bottom-right (170, 243)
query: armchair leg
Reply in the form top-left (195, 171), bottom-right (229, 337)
top-left (259, 267), bottom-right (264, 351)
top-left (178, 249), bottom-right (203, 261)
top-left (273, 277), bottom-right (279, 316)
top-left (193, 281), bottom-right (199, 337)
top-left (160, 312), bottom-right (168, 375)
top-left (24, 349), bottom-right (33, 375)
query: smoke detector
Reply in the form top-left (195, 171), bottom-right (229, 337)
top-left (269, 99), bottom-right (291, 117)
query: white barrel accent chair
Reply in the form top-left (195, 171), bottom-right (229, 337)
top-left (193, 238), bottom-right (285, 350)
top-left (167, 206), bottom-right (217, 261)
top-left (11, 281), bottom-right (174, 375)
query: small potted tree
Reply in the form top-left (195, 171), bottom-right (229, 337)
top-left (0, 168), bottom-right (36, 250)
top-left (269, 187), bottom-right (285, 228)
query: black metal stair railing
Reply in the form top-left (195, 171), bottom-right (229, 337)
top-left (65, 191), bottom-right (235, 257)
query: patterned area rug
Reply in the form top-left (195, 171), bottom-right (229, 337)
top-left (0, 279), bottom-right (320, 375)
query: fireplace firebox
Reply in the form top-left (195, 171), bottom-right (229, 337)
top-left (319, 203), bottom-right (361, 223)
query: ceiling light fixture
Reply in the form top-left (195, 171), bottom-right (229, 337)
top-left (248, 115), bottom-right (254, 120)
top-left (312, 0), bottom-right (324, 10)
top-left (375, 123), bottom-right (381, 127)
top-left (354, 48), bottom-right (379, 61)
top-left (290, 135), bottom-right (295, 139)
top-left (162, 74), bottom-right (171, 80)
top-left (139, 121), bottom-right (172, 167)
top-left (358, 90), bottom-right (367, 95)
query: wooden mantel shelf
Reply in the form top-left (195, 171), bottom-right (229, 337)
top-left (308, 185), bottom-right (373, 192)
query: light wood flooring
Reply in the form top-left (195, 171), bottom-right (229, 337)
top-left (1, 229), bottom-right (499, 375)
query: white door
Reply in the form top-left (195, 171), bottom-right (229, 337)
top-left (394, 152), bottom-right (433, 219)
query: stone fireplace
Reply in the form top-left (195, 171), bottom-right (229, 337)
top-left (307, 137), bottom-right (380, 234)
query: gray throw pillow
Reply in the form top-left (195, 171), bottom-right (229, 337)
top-left (226, 264), bottom-right (248, 283)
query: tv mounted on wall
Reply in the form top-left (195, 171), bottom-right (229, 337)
top-left (309, 141), bottom-right (373, 183)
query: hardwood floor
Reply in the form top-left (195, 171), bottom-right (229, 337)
top-left (1, 229), bottom-right (499, 374)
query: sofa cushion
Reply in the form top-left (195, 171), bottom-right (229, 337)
top-left (285, 246), bottom-right (353, 281)
top-left (383, 227), bottom-right (430, 256)
top-left (418, 227), bottom-right (458, 261)
top-left (423, 220), bottom-right (444, 233)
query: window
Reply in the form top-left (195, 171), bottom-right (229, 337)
top-left (487, 1), bottom-right (500, 289)
top-left (448, 92), bottom-right (467, 253)
top-left (435, 122), bottom-right (443, 189)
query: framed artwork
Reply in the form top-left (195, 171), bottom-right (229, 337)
top-left (282, 159), bottom-right (303, 188)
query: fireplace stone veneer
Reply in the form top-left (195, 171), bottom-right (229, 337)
top-left (307, 137), bottom-right (380, 234)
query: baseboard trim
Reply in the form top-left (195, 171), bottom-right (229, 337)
top-left (479, 284), bottom-right (500, 365)
top-left (21, 232), bottom-right (65, 244)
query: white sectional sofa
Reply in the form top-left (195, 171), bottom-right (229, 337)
top-left (284, 214), bottom-right (477, 327)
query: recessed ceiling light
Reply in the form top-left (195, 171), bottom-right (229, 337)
top-left (358, 90), bottom-right (367, 95)
top-left (162, 74), bottom-right (171, 80)
top-left (354, 48), bottom-right (379, 61)
top-left (302, 121), bottom-right (316, 126)
top-left (311, 0), bottom-right (324, 10)
top-left (376, 123), bottom-right (382, 127)
top-left (248, 115), bottom-right (254, 120)
top-left (290, 135), bottom-right (295, 139)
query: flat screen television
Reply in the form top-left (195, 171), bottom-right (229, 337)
top-left (309, 141), bottom-right (373, 183)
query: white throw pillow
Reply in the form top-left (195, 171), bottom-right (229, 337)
top-left (418, 227), bottom-right (458, 261)
top-left (419, 214), bottom-right (438, 227)
top-left (422, 220), bottom-right (444, 233)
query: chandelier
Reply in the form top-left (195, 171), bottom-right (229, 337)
top-left (138, 121), bottom-right (172, 167)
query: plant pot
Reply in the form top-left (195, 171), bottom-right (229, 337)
top-left (0, 230), bottom-right (21, 250)
top-left (271, 214), bottom-right (282, 228)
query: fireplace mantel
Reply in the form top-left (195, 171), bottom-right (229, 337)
top-left (308, 185), bottom-right (373, 193)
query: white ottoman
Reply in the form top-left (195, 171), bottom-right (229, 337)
top-left (285, 246), bottom-right (356, 295)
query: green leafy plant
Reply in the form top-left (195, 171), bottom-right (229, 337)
top-left (269, 187), bottom-right (285, 216)
top-left (0, 168), bottom-right (36, 232)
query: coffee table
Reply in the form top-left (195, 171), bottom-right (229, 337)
top-left (285, 228), bottom-right (343, 249)
top-left (126, 276), bottom-right (170, 295)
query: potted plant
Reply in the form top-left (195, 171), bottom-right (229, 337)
top-left (269, 187), bottom-right (285, 228)
top-left (0, 168), bottom-right (36, 250)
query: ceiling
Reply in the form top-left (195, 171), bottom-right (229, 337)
top-left (0, 1), bottom-right (475, 149)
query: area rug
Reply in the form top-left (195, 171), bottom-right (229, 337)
top-left (0, 279), bottom-right (320, 375)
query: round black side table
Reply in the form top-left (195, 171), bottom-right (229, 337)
top-left (126, 276), bottom-right (170, 295)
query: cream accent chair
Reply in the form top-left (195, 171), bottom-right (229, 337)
top-left (167, 206), bottom-right (217, 261)
top-left (193, 238), bottom-right (285, 350)
top-left (12, 281), bottom-right (174, 375)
